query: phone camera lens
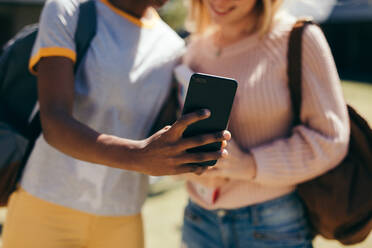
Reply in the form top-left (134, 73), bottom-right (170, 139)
top-left (196, 78), bottom-right (207, 84)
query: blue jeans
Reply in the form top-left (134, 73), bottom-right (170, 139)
top-left (182, 192), bottom-right (313, 248)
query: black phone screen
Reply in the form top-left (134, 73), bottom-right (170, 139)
top-left (182, 73), bottom-right (238, 166)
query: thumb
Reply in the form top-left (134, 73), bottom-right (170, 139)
top-left (151, 125), bottom-right (172, 138)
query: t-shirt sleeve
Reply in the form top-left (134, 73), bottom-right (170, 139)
top-left (29, 0), bottom-right (79, 74)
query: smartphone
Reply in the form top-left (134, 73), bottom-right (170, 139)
top-left (182, 73), bottom-right (238, 166)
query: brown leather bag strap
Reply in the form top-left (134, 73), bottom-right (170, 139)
top-left (287, 19), bottom-right (314, 126)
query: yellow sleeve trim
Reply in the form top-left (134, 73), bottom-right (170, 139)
top-left (100, 0), bottom-right (159, 28)
top-left (29, 47), bottom-right (77, 75)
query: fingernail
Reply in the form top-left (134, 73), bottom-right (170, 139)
top-left (223, 131), bottom-right (231, 139)
top-left (222, 149), bottom-right (228, 158)
top-left (198, 109), bottom-right (210, 117)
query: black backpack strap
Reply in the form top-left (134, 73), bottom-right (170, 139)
top-left (16, 111), bottom-right (42, 184)
top-left (75, 0), bottom-right (97, 71)
top-left (16, 0), bottom-right (97, 184)
top-left (287, 19), bottom-right (313, 126)
top-left (28, 0), bottom-right (97, 142)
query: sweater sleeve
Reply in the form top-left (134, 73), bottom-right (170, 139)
top-left (250, 25), bottom-right (350, 187)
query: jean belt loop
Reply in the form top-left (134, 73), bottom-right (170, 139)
top-left (251, 205), bottom-right (260, 226)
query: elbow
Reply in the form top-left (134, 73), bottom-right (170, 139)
top-left (327, 113), bottom-right (350, 168)
top-left (39, 111), bottom-right (64, 148)
top-left (330, 132), bottom-right (350, 169)
top-left (42, 128), bottom-right (56, 147)
top-left (41, 119), bottom-right (57, 147)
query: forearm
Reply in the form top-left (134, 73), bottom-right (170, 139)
top-left (250, 124), bottom-right (349, 187)
top-left (35, 57), bottom-right (230, 177)
top-left (41, 111), bottom-right (143, 171)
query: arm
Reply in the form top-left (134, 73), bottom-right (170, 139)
top-left (249, 25), bottom-right (350, 186)
top-left (37, 57), bottom-right (230, 176)
top-left (204, 25), bottom-right (349, 186)
top-left (32, 1), bottom-right (231, 176)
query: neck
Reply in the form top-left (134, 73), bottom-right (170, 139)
top-left (108, 0), bottom-right (149, 18)
top-left (216, 14), bottom-right (257, 47)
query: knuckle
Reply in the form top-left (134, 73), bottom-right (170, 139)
top-left (215, 151), bottom-right (223, 158)
top-left (167, 157), bottom-right (177, 166)
top-left (195, 167), bottom-right (205, 175)
top-left (179, 115), bottom-right (190, 123)
top-left (215, 132), bottom-right (224, 140)
top-left (183, 112), bottom-right (199, 124)
top-left (165, 146), bottom-right (176, 156)
top-left (194, 153), bottom-right (206, 161)
top-left (188, 165), bottom-right (198, 172)
top-left (173, 120), bottom-right (181, 127)
top-left (151, 171), bottom-right (161, 176)
top-left (171, 167), bottom-right (178, 175)
top-left (194, 136), bottom-right (206, 145)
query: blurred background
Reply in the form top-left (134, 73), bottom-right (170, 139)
top-left (1, 0), bottom-right (371, 247)
top-left (1, 0), bottom-right (372, 83)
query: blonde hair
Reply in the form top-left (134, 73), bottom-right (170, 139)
top-left (185, 0), bottom-right (283, 37)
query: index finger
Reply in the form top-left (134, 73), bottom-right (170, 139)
top-left (170, 109), bottom-right (211, 138)
top-left (173, 164), bottom-right (206, 175)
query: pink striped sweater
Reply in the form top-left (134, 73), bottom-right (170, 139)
top-left (182, 14), bottom-right (350, 210)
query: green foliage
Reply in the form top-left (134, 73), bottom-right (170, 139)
top-left (158, 0), bottom-right (187, 31)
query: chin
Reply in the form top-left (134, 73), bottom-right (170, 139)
top-left (211, 17), bottom-right (232, 26)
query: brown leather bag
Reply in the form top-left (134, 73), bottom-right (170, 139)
top-left (288, 20), bottom-right (372, 245)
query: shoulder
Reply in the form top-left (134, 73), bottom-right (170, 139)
top-left (157, 20), bottom-right (185, 49)
top-left (153, 20), bottom-right (185, 61)
top-left (41, 0), bottom-right (80, 18)
top-left (263, 12), bottom-right (330, 56)
top-left (265, 11), bottom-right (297, 42)
top-left (37, 0), bottom-right (84, 37)
top-left (302, 23), bottom-right (329, 52)
top-left (267, 12), bottom-right (326, 45)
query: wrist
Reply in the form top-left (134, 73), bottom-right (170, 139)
top-left (98, 134), bottom-right (146, 172)
top-left (122, 139), bottom-right (147, 173)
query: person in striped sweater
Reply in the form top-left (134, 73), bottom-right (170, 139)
top-left (180, 0), bottom-right (349, 247)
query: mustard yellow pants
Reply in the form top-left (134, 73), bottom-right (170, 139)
top-left (2, 189), bottom-right (144, 248)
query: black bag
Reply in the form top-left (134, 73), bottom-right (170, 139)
top-left (288, 20), bottom-right (372, 245)
top-left (0, 0), bottom-right (97, 206)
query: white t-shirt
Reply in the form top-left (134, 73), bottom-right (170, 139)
top-left (21, 0), bottom-right (185, 216)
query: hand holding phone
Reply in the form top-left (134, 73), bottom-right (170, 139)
top-left (182, 73), bottom-right (238, 166)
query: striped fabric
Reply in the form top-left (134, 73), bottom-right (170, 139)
top-left (183, 13), bottom-right (350, 210)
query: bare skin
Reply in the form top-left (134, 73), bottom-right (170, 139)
top-left (37, 57), bottom-right (230, 176)
top-left (185, 0), bottom-right (260, 185)
top-left (36, 0), bottom-right (231, 176)
top-left (108, 0), bottom-right (168, 18)
top-left (204, 0), bottom-right (258, 48)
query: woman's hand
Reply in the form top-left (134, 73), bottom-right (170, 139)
top-left (205, 139), bottom-right (256, 180)
top-left (133, 109), bottom-right (232, 176)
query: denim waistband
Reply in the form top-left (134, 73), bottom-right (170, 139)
top-left (188, 191), bottom-right (301, 220)
top-left (183, 191), bottom-right (313, 247)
